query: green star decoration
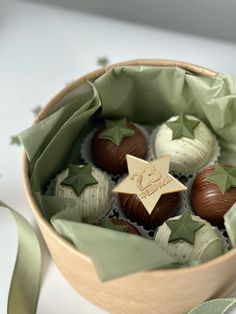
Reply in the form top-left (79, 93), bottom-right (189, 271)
top-left (99, 118), bottom-right (135, 145)
top-left (31, 105), bottom-right (42, 116)
top-left (166, 113), bottom-right (200, 140)
top-left (61, 164), bottom-right (98, 196)
top-left (206, 163), bottom-right (236, 193)
top-left (166, 212), bottom-right (205, 245)
top-left (100, 217), bottom-right (128, 233)
top-left (10, 135), bottom-right (21, 146)
top-left (96, 56), bottom-right (109, 67)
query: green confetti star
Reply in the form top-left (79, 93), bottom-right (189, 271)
top-left (61, 164), bottom-right (98, 196)
top-left (166, 113), bottom-right (200, 140)
top-left (100, 217), bottom-right (128, 233)
top-left (99, 118), bottom-right (135, 145)
top-left (96, 56), bottom-right (109, 67)
top-left (166, 212), bottom-right (205, 245)
top-left (31, 105), bottom-right (42, 116)
top-left (206, 163), bottom-right (236, 193)
top-left (10, 135), bottom-right (21, 146)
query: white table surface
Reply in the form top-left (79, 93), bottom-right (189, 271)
top-left (2, 1), bottom-right (236, 313)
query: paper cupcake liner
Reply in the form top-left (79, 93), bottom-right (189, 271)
top-left (180, 174), bottom-right (196, 216)
top-left (148, 125), bottom-right (158, 161)
top-left (80, 128), bottom-right (96, 165)
top-left (149, 124), bottom-right (221, 178)
top-left (80, 122), bottom-right (151, 180)
top-left (216, 228), bottom-right (231, 254)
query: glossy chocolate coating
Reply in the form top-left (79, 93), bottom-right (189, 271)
top-left (111, 218), bottom-right (140, 235)
top-left (91, 122), bottom-right (147, 174)
top-left (119, 193), bottom-right (180, 230)
top-left (191, 165), bottom-right (236, 227)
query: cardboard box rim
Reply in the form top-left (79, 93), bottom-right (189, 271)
top-left (22, 59), bottom-right (236, 314)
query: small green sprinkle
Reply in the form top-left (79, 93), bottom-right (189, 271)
top-left (10, 135), bottom-right (21, 146)
top-left (97, 57), bottom-right (110, 67)
top-left (31, 105), bottom-right (42, 116)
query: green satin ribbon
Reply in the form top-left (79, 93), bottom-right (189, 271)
top-left (188, 298), bottom-right (236, 314)
top-left (0, 202), bottom-right (41, 314)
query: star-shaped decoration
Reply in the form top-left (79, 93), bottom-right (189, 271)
top-left (61, 164), bottom-right (98, 196)
top-left (96, 56), bottom-right (110, 67)
top-left (100, 217), bottom-right (128, 233)
top-left (31, 105), bottom-right (42, 116)
top-left (166, 113), bottom-right (200, 140)
top-left (206, 163), bottom-right (236, 193)
top-left (113, 155), bottom-right (187, 214)
top-left (99, 118), bottom-right (135, 145)
top-left (10, 135), bottom-right (21, 146)
top-left (166, 212), bottom-right (205, 245)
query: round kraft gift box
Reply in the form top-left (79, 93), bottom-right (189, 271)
top-left (23, 60), bottom-right (236, 314)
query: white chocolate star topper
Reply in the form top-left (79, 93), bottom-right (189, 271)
top-left (113, 155), bottom-right (187, 214)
